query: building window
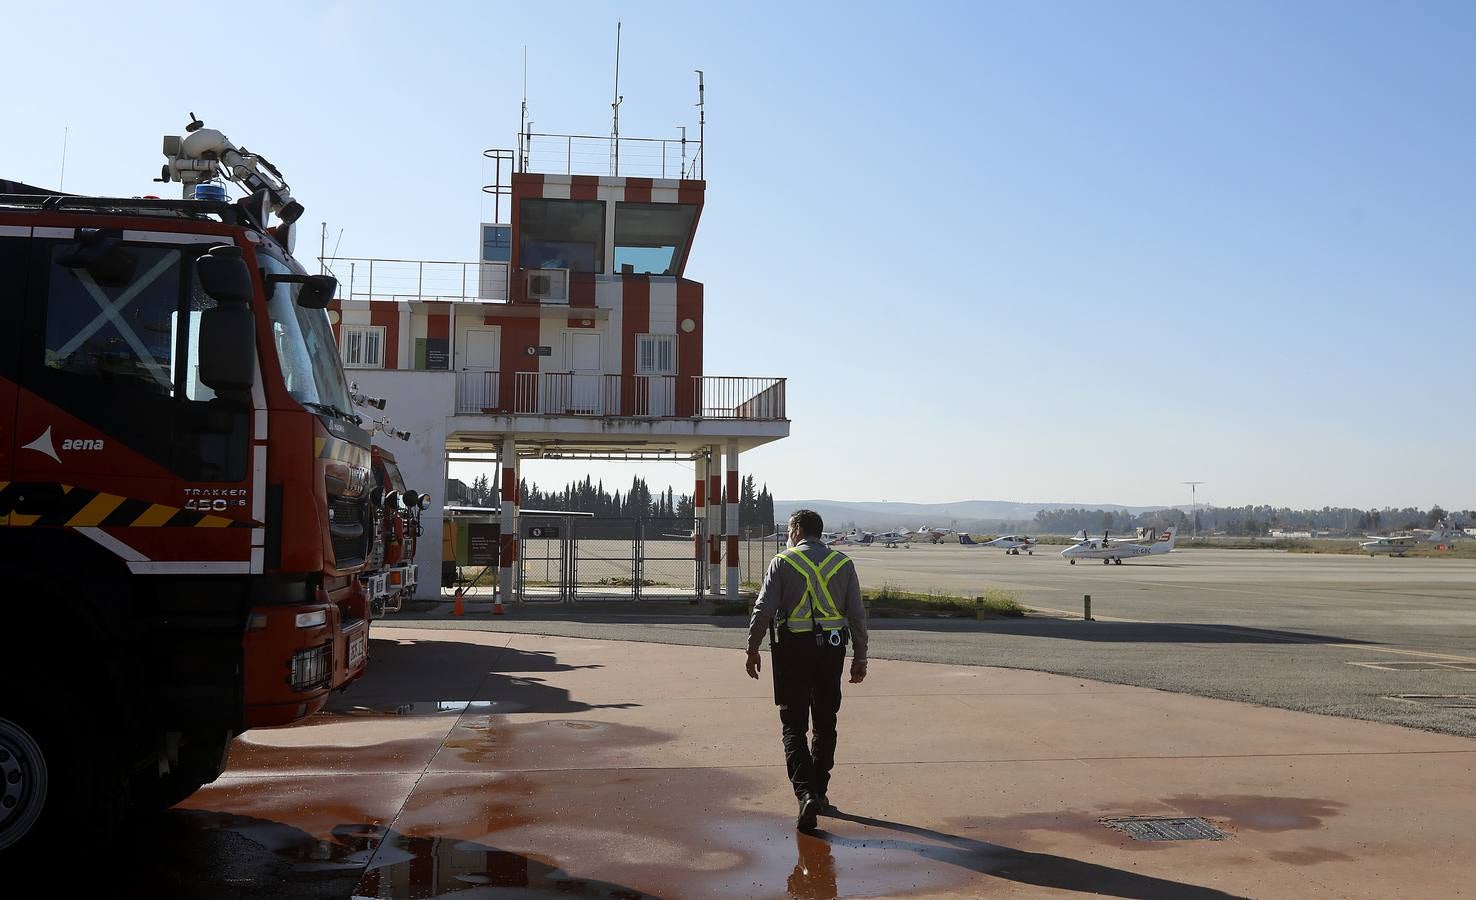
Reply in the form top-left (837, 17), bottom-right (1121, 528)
top-left (341, 325), bottom-right (386, 369)
top-left (481, 224), bottom-right (511, 263)
top-left (518, 199), bottom-right (605, 273)
top-left (636, 333), bottom-right (676, 374)
top-left (614, 203), bottom-right (698, 275)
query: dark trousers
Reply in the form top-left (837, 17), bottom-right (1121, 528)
top-left (771, 632), bottom-right (846, 800)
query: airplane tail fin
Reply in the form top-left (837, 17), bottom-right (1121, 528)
top-left (959, 533), bottom-right (978, 546)
top-left (1158, 526), bottom-right (1178, 549)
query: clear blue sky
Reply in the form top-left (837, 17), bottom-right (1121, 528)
top-left (7, 1), bottom-right (1473, 510)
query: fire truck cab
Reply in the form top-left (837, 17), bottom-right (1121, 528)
top-left (0, 118), bottom-right (372, 854)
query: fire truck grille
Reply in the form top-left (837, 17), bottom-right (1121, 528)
top-left (329, 497), bottom-right (368, 568)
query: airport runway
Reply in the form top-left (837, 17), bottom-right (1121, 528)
top-left (392, 548), bottom-right (1476, 738)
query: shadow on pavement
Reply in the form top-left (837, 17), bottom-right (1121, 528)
top-left (814, 810), bottom-right (1247, 899)
top-left (328, 637), bottom-right (640, 715)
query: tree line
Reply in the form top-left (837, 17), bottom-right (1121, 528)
top-left (464, 472), bottom-right (777, 534)
top-left (1032, 504), bottom-right (1474, 537)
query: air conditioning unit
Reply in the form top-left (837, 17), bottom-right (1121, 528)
top-left (526, 268), bottom-right (569, 303)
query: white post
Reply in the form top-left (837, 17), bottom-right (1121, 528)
top-left (500, 435), bottom-right (520, 603)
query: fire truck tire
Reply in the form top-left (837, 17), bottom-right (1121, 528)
top-left (0, 680), bottom-right (129, 860)
top-left (133, 731), bottom-right (232, 814)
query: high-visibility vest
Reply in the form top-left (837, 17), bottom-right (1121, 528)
top-left (775, 547), bottom-right (850, 632)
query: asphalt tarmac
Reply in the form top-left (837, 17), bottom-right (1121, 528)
top-left (390, 547), bottom-right (1476, 738)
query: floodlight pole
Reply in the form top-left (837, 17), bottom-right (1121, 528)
top-left (1183, 481), bottom-right (1205, 539)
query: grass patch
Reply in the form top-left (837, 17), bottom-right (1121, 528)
top-left (864, 584), bottom-right (1025, 618)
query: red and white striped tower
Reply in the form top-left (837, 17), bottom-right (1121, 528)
top-left (725, 439), bottom-right (740, 602)
top-left (499, 435), bottom-right (520, 603)
top-left (694, 452), bottom-right (708, 596)
top-left (706, 444), bottom-right (722, 593)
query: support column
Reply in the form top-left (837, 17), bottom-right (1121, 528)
top-left (706, 444), bottom-right (722, 594)
top-left (725, 439), bottom-right (740, 604)
top-left (499, 435), bottom-right (520, 603)
top-left (694, 452), bottom-right (708, 596)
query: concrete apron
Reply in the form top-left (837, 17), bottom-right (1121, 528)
top-left (176, 628), bottom-right (1476, 898)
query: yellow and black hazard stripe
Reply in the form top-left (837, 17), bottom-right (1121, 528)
top-left (0, 482), bottom-right (255, 529)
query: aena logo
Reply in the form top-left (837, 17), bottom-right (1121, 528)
top-left (61, 438), bottom-right (106, 451)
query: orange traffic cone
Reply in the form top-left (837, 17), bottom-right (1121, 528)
top-left (493, 594), bottom-right (505, 616)
top-left (453, 587), bottom-right (464, 616)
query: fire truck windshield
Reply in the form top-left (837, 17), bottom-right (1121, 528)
top-left (261, 255), bottom-right (356, 421)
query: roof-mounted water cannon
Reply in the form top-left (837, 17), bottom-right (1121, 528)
top-left (350, 382), bottom-right (387, 411)
top-left (159, 113), bottom-right (304, 224)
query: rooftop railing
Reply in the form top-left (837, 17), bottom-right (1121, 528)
top-left (323, 257), bottom-right (506, 304)
top-left (452, 372), bottom-right (785, 421)
top-left (516, 132), bottom-right (703, 180)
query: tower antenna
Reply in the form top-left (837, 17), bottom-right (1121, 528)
top-left (59, 126), bottom-right (69, 190)
top-left (693, 69), bottom-right (705, 179)
top-left (519, 46), bottom-right (529, 172)
top-left (611, 21), bottom-right (623, 176)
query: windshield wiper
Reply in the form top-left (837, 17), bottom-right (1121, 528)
top-left (303, 401), bottom-right (363, 427)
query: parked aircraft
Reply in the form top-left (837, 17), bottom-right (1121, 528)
top-left (1359, 534), bottom-right (1423, 556)
top-left (1061, 527), bottom-right (1178, 565)
top-left (959, 534), bottom-right (1035, 555)
top-left (916, 525), bottom-right (957, 544)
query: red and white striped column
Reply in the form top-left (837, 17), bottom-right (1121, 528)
top-left (725, 439), bottom-right (740, 603)
top-left (694, 452), bottom-right (708, 596)
top-left (499, 435), bottom-right (520, 603)
top-left (706, 444), bottom-right (722, 594)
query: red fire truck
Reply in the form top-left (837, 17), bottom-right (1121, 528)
top-left (362, 446), bottom-right (428, 615)
top-left (0, 117), bottom-right (372, 853)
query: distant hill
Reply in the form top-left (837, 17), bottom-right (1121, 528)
top-left (774, 499), bottom-right (1175, 532)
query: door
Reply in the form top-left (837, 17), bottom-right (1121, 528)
top-left (565, 331), bottom-right (603, 414)
top-left (457, 327), bottom-right (500, 412)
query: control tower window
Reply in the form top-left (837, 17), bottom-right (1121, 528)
top-left (519, 199), bottom-right (604, 273)
top-left (614, 203), bottom-right (698, 276)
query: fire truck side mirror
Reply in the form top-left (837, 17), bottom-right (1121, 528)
top-left (199, 305), bottom-right (256, 394)
top-left (297, 274), bottom-right (337, 309)
top-left (196, 246), bottom-right (253, 306)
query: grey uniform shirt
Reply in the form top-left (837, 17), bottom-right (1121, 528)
top-left (746, 538), bottom-right (868, 661)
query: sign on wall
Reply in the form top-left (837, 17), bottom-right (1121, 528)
top-left (527, 525), bottom-right (560, 539)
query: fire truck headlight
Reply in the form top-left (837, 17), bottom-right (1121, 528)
top-left (295, 610), bottom-right (327, 628)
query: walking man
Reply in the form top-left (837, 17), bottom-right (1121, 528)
top-left (745, 509), bottom-right (869, 831)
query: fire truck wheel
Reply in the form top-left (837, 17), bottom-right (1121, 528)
top-left (134, 731), bottom-right (232, 814)
top-left (0, 683), bottom-right (128, 860)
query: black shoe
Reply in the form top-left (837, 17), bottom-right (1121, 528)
top-left (816, 794), bottom-right (833, 815)
top-left (796, 794), bottom-right (820, 831)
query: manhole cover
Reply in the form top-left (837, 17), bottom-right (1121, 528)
top-left (1384, 694), bottom-right (1476, 708)
top-left (1349, 661), bottom-right (1476, 672)
top-left (1103, 817), bottom-right (1227, 841)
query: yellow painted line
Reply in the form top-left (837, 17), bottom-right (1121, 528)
top-left (1027, 604), bottom-right (1476, 664)
top-left (197, 515), bottom-right (233, 528)
top-left (9, 514), bottom-right (40, 527)
top-left (133, 504), bottom-right (177, 527)
top-left (66, 492), bottom-right (126, 527)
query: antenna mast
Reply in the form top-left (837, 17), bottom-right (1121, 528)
top-left (1182, 481), bottom-right (1205, 539)
top-left (611, 21), bottom-right (623, 176)
top-left (694, 70), bottom-right (705, 179)
top-left (519, 46), bottom-right (529, 172)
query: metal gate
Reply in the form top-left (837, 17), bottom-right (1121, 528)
top-left (518, 514), bottom-right (573, 603)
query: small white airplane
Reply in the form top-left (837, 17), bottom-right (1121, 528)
top-left (916, 525), bottom-right (957, 544)
top-left (959, 534), bottom-right (1035, 555)
top-left (1062, 527), bottom-right (1178, 565)
top-left (1359, 534), bottom-right (1422, 556)
top-left (1421, 520), bottom-right (1472, 545)
top-left (872, 529), bottom-right (913, 548)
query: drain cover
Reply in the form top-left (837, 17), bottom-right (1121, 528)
top-left (1103, 817), bottom-right (1227, 841)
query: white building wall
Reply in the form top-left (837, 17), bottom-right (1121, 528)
top-left (349, 370), bottom-right (456, 600)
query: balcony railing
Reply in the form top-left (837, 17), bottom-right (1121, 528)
top-left (452, 372), bottom-right (785, 420)
top-left (323, 257), bottom-right (507, 304)
top-left (517, 132), bottom-right (703, 180)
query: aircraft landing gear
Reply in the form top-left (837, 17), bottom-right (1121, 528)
top-left (1114, 558), bottom-right (1124, 565)
top-left (1102, 558), bottom-right (1111, 565)
top-left (1069, 559), bottom-right (1077, 565)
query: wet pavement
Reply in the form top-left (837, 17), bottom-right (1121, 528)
top-left (107, 628), bottom-right (1476, 897)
